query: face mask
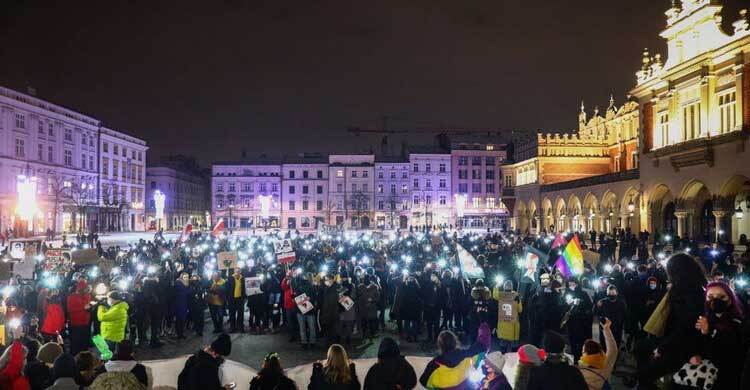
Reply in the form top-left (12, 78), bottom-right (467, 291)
top-left (481, 365), bottom-right (490, 376)
top-left (107, 298), bottom-right (115, 306)
top-left (710, 298), bottom-right (729, 313)
top-left (568, 284), bottom-right (577, 291)
top-left (607, 294), bottom-right (617, 301)
top-left (504, 285), bottom-right (512, 291)
top-left (431, 276), bottom-right (439, 282)
top-left (649, 284), bottom-right (657, 290)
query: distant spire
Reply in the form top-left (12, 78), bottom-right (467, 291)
top-left (594, 106), bottom-right (599, 116)
top-left (580, 100), bottom-right (585, 113)
top-left (609, 94), bottom-right (614, 108)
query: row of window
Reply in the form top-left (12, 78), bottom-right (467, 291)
top-left (378, 171), bottom-right (409, 179)
top-left (457, 169), bottom-right (496, 180)
top-left (411, 178), bottom-right (447, 189)
top-left (654, 92), bottom-right (738, 148)
top-left (216, 183), bottom-right (279, 193)
top-left (14, 138), bottom-right (95, 170)
top-left (102, 142), bottom-right (144, 161)
top-left (456, 183), bottom-right (499, 194)
top-left (287, 170), bottom-right (324, 179)
top-left (288, 185), bottom-right (324, 195)
top-left (101, 157), bottom-right (144, 183)
top-left (412, 163), bottom-right (448, 173)
top-left (377, 183), bottom-right (410, 194)
top-left (102, 184), bottom-right (144, 205)
top-left (457, 156), bottom-right (499, 166)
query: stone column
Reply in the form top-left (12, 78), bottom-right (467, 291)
top-left (713, 210), bottom-right (729, 242)
top-left (675, 210), bottom-right (688, 238)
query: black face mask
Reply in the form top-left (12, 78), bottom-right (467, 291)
top-left (608, 294), bottom-right (617, 301)
top-left (710, 298), bottom-right (729, 313)
top-left (481, 365), bottom-right (489, 376)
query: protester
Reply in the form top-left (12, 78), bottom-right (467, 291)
top-left (363, 337), bottom-right (417, 390)
top-left (66, 279), bottom-right (93, 355)
top-left (526, 330), bottom-right (588, 390)
top-left (248, 352), bottom-right (296, 390)
top-left (45, 354), bottom-right (79, 390)
top-left (478, 351), bottom-right (512, 390)
top-left (492, 279), bottom-right (522, 353)
top-left (513, 344), bottom-right (546, 390)
top-left (207, 273), bottom-right (226, 334)
top-left (177, 333), bottom-right (233, 390)
top-left (357, 274), bottom-right (380, 339)
top-left (225, 267), bottom-right (246, 333)
top-left (419, 322), bottom-right (490, 389)
top-left (309, 344), bottom-right (360, 390)
top-left (95, 340), bottom-right (148, 388)
top-left (0, 339), bottom-right (31, 390)
top-left (97, 291), bottom-right (129, 349)
top-left (174, 272), bottom-right (191, 339)
top-left (577, 318), bottom-right (617, 390)
top-left (688, 281), bottom-right (745, 390)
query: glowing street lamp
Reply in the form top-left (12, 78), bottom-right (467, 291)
top-left (15, 175), bottom-right (40, 233)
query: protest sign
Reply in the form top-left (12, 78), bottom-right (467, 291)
top-left (338, 295), bottom-right (354, 311)
top-left (273, 239), bottom-right (293, 254)
top-left (217, 251), bottom-right (238, 270)
top-left (278, 251), bottom-right (296, 264)
top-left (294, 293), bottom-right (314, 314)
top-left (245, 276), bottom-right (263, 296)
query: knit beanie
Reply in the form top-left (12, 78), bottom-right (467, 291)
top-left (517, 344), bottom-right (546, 366)
top-left (38, 342), bottom-right (63, 364)
top-left (484, 351), bottom-right (506, 373)
top-left (211, 333), bottom-right (232, 356)
top-left (543, 330), bottom-right (567, 354)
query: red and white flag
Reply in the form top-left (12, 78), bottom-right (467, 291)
top-left (179, 223), bottom-right (193, 242)
top-left (278, 251), bottom-right (296, 264)
top-left (211, 219), bottom-right (225, 237)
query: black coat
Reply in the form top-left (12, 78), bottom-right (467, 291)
top-left (363, 356), bottom-right (417, 390)
top-left (249, 374), bottom-right (297, 390)
top-left (396, 281), bottom-right (422, 321)
top-left (178, 350), bottom-right (224, 390)
top-left (526, 358), bottom-right (588, 390)
top-left (308, 362), bottom-right (361, 390)
top-left (697, 314), bottom-right (746, 390)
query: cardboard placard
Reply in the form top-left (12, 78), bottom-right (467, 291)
top-left (294, 293), bottom-right (314, 314)
top-left (8, 240), bottom-right (41, 261)
top-left (497, 294), bottom-right (518, 322)
top-left (245, 276), bottom-right (263, 296)
top-left (278, 251), bottom-right (296, 265)
top-left (217, 251), bottom-right (238, 270)
top-left (273, 239), bottom-right (293, 254)
top-left (338, 295), bottom-right (354, 311)
top-left (46, 249), bottom-right (63, 262)
top-left (70, 249), bottom-right (99, 266)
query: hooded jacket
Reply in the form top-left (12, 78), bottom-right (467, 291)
top-left (178, 350), bottom-right (224, 390)
top-left (419, 323), bottom-right (491, 389)
top-left (97, 301), bottom-right (129, 342)
top-left (41, 302), bottom-right (65, 336)
top-left (66, 290), bottom-right (92, 327)
top-left (363, 338), bottom-right (417, 390)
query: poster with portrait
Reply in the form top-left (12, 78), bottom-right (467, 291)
top-left (217, 251), bottom-right (238, 270)
top-left (273, 239), bottom-right (293, 255)
top-left (294, 293), bottom-right (314, 314)
top-left (338, 295), bottom-right (354, 311)
top-left (245, 276), bottom-right (263, 296)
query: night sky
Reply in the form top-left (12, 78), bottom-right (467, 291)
top-left (0, 0), bottom-right (745, 164)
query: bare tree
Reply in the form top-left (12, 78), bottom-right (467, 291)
top-left (47, 174), bottom-right (72, 236)
top-left (68, 177), bottom-right (97, 233)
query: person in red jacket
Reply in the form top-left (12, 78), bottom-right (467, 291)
top-left (0, 339), bottom-right (31, 390)
top-left (41, 291), bottom-right (65, 342)
top-left (66, 279), bottom-right (92, 355)
top-left (280, 272), bottom-right (298, 342)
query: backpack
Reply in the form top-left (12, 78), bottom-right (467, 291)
top-left (581, 367), bottom-right (611, 390)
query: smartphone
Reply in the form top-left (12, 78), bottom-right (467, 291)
top-left (227, 383), bottom-right (236, 389)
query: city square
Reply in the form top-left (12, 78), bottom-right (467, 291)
top-left (2, 1), bottom-right (750, 389)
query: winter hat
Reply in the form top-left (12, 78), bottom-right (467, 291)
top-left (378, 337), bottom-right (401, 359)
top-left (543, 330), bottom-right (566, 354)
top-left (484, 351), bottom-right (506, 373)
top-left (38, 342), bottom-right (63, 364)
top-left (517, 344), bottom-right (545, 366)
top-left (52, 353), bottom-right (78, 380)
top-left (211, 333), bottom-right (232, 356)
top-left (107, 291), bottom-right (124, 301)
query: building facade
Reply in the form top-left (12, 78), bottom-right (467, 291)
top-left (631, 0), bottom-right (750, 244)
top-left (451, 141), bottom-right (509, 229)
top-left (146, 166), bottom-right (209, 230)
top-left (374, 158), bottom-right (410, 229)
top-left (99, 127), bottom-right (148, 232)
top-left (328, 155), bottom-right (375, 229)
top-left (281, 156), bottom-right (328, 230)
top-left (0, 86), bottom-right (100, 235)
top-left (211, 162), bottom-right (282, 230)
top-left (409, 151), bottom-right (452, 228)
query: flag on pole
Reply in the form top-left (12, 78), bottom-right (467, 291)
top-left (179, 223), bottom-right (193, 242)
top-left (211, 219), bottom-right (225, 237)
top-left (555, 235), bottom-right (584, 277)
top-left (550, 233), bottom-right (568, 250)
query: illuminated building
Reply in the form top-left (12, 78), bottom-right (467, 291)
top-left (631, 0), bottom-right (750, 243)
top-left (281, 154), bottom-right (328, 230)
top-left (328, 155), bottom-right (375, 229)
top-left (451, 140), bottom-right (509, 229)
top-left (409, 149), bottom-right (452, 228)
top-left (374, 157), bottom-right (410, 230)
top-left (146, 164), bottom-right (210, 230)
top-left (99, 126), bottom-right (147, 231)
top-left (212, 159), bottom-right (282, 230)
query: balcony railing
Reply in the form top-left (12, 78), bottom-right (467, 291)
top-left (540, 169), bottom-right (639, 193)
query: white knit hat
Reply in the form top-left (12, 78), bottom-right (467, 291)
top-left (484, 351), bottom-right (506, 373)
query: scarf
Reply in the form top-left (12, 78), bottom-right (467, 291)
top-left (580, 353), bottom-right (606, 370)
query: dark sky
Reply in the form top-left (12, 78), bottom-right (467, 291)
top-left (0, 0), bottom-right (744, 165)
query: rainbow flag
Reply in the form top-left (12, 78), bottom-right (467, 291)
top-left (555, 235), bottom-right (584, 277)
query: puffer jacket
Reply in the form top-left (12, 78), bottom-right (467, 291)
top-left (97, 301), bottom-right (129, 342)
top-left (41, 302), bottom-right (65, 336)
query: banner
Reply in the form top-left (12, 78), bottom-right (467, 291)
top-left (497, 293), bottom-right (518, 322)
top-left (217, 251), bottom-right (238, 270)
top-left (244, 277), bottom-right (263, 296)
top-left (273, 239), bottom-right (293, 254)
top-left (294, 293), bottom-right (314, 314)
top-left (456, 244), bottom-right (484, 279)
top-left (8, 240), bottom-right (41, 261)
top-left (338, 295), bottom-right (354, 311)
top-left (278, 251), bottom-right (296, 265)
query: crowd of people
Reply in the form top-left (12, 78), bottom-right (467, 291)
top-left (0, 224), bottom-right (748, 389)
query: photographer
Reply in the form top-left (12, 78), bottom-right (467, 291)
top-left (97, 291), bottom-right (129, 350)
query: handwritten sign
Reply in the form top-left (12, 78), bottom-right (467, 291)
top-left (217, 251), bottom-right (238, 270)
top-left (245, 276), bottom-right (263, 296)
top-left (294, 293), bottom-right (314, 314)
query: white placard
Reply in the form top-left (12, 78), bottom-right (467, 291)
top-left (273, 239), bottom-right (293, 254)
top-left (294, 293), bottom-right (314, 314)
top-left (245, 276), bottom-right (262, 296)
top-left (338, 295), bottom-right (354, 311)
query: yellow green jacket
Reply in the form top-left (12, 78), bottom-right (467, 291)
top-left (97, 301), bottom-right (129, 342)
top-left (492, 288), bottom-right (522, 342)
